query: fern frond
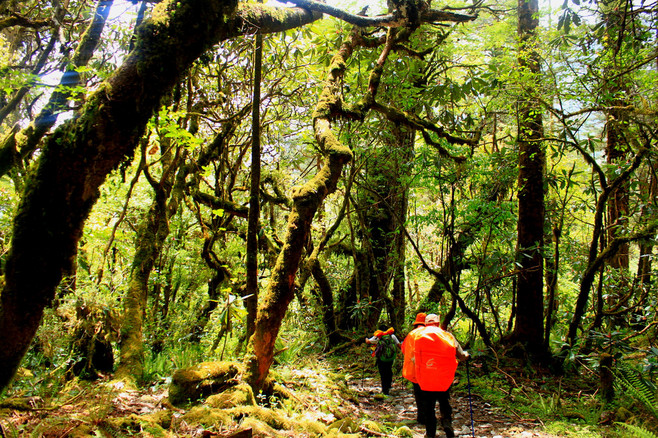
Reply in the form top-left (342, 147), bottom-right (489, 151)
top-left (616, 422), bottom-right (658, 438)
top-left (613, 362), bottom-right (658, 418)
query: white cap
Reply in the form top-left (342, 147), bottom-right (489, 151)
top-left (425, 314), bottom-right (440, 325)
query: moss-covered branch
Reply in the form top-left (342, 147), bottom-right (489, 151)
top-left (371, 102), bottom-right (475, 161)
top-left (285, 0), bottom-right (475, 27)
top-left (0, 13), bottom-right (51, 31)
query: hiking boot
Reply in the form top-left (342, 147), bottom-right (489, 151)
top-left (443, 428), bottom-right (455, 438)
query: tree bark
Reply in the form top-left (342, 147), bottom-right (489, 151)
top-left (0, 0), bottom-right (320, 393)
top-left (508, 0), bottom-right (546, 360)
top-left (246, 30), bottom-right (263, 342)
top-left (115, 141), bottom-right (184, 385)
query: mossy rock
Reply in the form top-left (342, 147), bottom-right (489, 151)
top-left (615, 406), bottom-right (633, 422)
top-left (239, 417), bottom-right (279, 437)
top-left (168, 361), bottom-right (242, 406)
top-left (141, 409), bottom-right (174, 429)
top-left (228, 405), bottom-right (292, 430)
top-left (0, 396), bottom-right (44, 410)
top-left (362, 420), bottom-right (382, 432)
top-left (292, 418), bottom-right (327, 437)
top-left (328, 417), bottom-right (360, 433)
top-left (206, 382), bottom-right (256, 408)
top-left (103, 414), bottom-right (170, 437)
top-left (178, 406), bottom-right (232, 428)
top-left (393, 425), bottom-right (414, 437)
top-left (31, 422), bottom-right (95, 438)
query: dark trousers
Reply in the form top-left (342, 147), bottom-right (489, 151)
top-left (417, 388), bottom-right (453, 438)
top-left (376, 359), bottom-right (393, 395)
top-left (412, 383), bottom-right (425, 423)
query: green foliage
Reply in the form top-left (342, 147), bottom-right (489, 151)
top-left (143, 344), bottom-right (206, 386)
top-left (614, 362), bottom-right (658, 419)
top-left (615, 423), bottom-right (658, 438)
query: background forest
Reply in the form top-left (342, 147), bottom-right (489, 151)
top-left (0, 0), bottom-right (657, 436)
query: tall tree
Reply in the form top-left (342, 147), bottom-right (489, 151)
top-left (245, 10), bottom-right (263, 342)
top-left (602, 0), bottom-right (631, 277)
top-left (508, 0), bottom-right (547, 359)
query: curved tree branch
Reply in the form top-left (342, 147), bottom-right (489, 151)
top-left (284, 0), bottom-right (475, 26)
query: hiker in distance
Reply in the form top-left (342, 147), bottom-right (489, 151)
top-left (401, 312), bottom-right (427, 424)
top-left (414, 313), bottom-right (469, 438)
top-left (365, 326), bottom-right (401, 395)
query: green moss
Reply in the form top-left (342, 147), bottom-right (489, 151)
top-left (362, 420), bottom-right (381, 432)
top-left (393, 426), bottom-right (414, 437)
top-left (206, 382), bottom-right (256, 408)
top-left (313, 88), bottom-right (339, 119)
top-left (168, 361), bottom-right (242, 405)
top-left (150, 0), bottom-right (179, 28)
top-left (103, 414), bottom-right (169, 437)
top-left (239, 4), bottom-right (297, 25)
top-left (228, 405), bottom-right (292, 430)
top-left (328, 418), bottom-right (360, 433)
top-left (179, 406), bottom-right (232, 428)
top-left (141, 410), bottom-right (174, 429)
top-left (293, 419), bottom-right (327, 437)
top-left (239, 417), bottom-right (279, 437)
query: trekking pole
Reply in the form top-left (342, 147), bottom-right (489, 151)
top-left (362, 343), bottom-right (367, 391)
top-left (466, 359), bottom-right (475, 437)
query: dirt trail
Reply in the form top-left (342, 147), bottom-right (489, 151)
top-left (350, 374), bottom-right (561, 438)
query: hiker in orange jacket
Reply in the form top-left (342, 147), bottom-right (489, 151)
top-left (401, 312), bottom-right (427, 424)
top-left (414, 313), bottom-right (469, 438)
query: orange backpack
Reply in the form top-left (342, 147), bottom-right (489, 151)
top-left (401, 326), bottom-right (424, 383)
top-left (414, 326), bottom-right (458, 391)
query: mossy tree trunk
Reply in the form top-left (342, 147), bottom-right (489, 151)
top-left (508, 0), bottom-right (547, 361)
top-left (115, 139), bottom-right (184, 385)
top-left (357, 123), bottom-right (413, 332)
top-left (602, 0), bottom-right (631, 327)
top-left (0, 0), bottom-right (320, 393)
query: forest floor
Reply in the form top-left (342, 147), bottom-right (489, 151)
top-left (349, 373), bottom-right (559, 437)
top-left (0, 349), bottom-right (609, 437)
